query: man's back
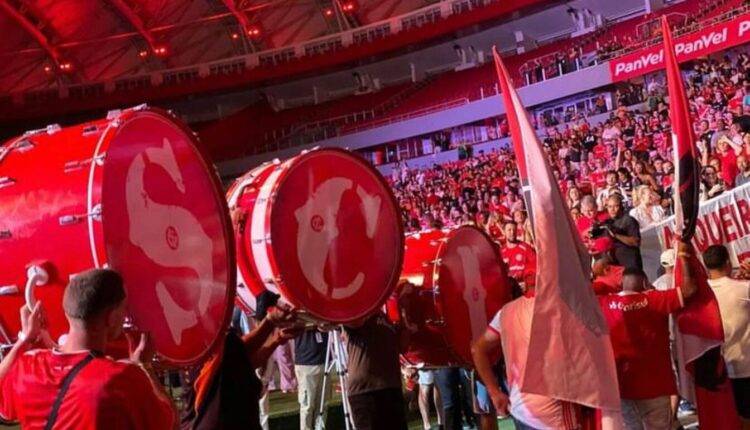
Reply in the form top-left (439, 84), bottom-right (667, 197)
top-left (491, 296), bottom-right (578, 430)
top-left (708, 276), bottom-right (750, 378)
top-left (598, 289), bottom-right (682, 399)
top-left (0, 349), bottom-right (174, 430)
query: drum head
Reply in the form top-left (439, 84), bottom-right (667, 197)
top-left (437, 226), bottom-right (511, 365)
top-left (100, 110), bottom-right (234, 367)
top-left (269, 149), bottom-right (403, 323)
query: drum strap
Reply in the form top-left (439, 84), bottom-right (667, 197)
top-left (44, 350), bottom-right (102, 430)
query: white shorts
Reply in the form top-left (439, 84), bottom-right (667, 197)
top-left (418, 370), bottom-right (435, 386)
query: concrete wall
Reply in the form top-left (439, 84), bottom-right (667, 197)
top-left (218, 62), bottom-right (613, 177)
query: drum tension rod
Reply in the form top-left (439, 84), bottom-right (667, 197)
top-left (59, 204), bottom-right (102, 226)
top-left (64, 154), bottom-right (105, 172)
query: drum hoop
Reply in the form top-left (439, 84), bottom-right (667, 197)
top-left (86, 122), bottom-right (117, 269)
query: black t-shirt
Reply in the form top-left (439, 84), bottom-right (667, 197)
top-left (610, 213), bottom-right (643, 270)
top-left (345, 312), bottom-right (402, 396)
top-left (181, 330), bottom-right (263, 430)
top-left (294, 330), bottom-right (328, 366)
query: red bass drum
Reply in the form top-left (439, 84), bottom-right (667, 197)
top-left (0, 106), bottom-right (235, 367)
top-left (388, 226), bottom-right (512, 367)
top-left (227, 148), bottom-right (403, 323)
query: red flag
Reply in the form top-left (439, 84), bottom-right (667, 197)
top-left (662, 16), bottom-right (741, 430)
top-left (492, 47), bottom-right (622, 426)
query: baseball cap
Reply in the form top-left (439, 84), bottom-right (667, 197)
top-left (660, 249), bottom-right (676, 267)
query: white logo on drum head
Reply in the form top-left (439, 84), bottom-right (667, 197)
top-left (457, 245), bottom-right (488, 342)
top-left (294, 178), bottom-right (381, 300)
top-left (125, 138), bottom-right (215, 344)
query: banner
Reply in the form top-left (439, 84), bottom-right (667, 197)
top-left (642, 182), bottom-right (750, 280)
top-left (609, 12), bottom-right (750, 82)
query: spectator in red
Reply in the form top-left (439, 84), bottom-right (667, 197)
top-left (598, 247), bottom-right (697, 430)
top-left (576, 195), bottom-right (612, 256)
top-left (500, 221), bottom-right (537, 287)
top-left (716, 135), bottom-right (740, 187)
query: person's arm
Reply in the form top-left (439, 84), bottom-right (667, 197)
top-left (0, 303), bottom-right (44, 380)
top-left (242, 307), bottom-right (301, 368)
top-left (609, 230), bottom-right (640, 247)
top-left (471, 327), bottom-right (508, 415)
top-left (675, 240), bottom-right (697, 300)
top-left (608, 217), bottom-right (641, 247)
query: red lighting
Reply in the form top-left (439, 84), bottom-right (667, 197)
top-left (324, 8), bottom-right (333, 16)
top-left (231, 32), bottom-right (240, 40)
top-left (247, 26), bottom-right (261, 37)
top-left (342, 2), bottom-right (356, 12)
top-left (59, 62), bottom-right (73, 72)
top-left (138, 50), bottom-right (149, 58)
top-left (154, 46), bottom-right (168, 56)
top-left (43, 65), bottom-right (52, 73)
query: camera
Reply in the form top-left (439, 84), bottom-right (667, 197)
top-left (590, 219), bottom-right (614, 238)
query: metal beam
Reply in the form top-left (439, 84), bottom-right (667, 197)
top-left (0, 0), bottom-right (62, 65)
top-left (221, 0), bottom-right (252, 30)
top-left (107, 0), bottom-right (158, 51)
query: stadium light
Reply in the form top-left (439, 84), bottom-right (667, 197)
top-left (247, 26), bottom-right (261, 37)
top-left (154, 46), bottom-right (168, 56)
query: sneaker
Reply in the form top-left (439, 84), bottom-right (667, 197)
top-left (677, 400), bottom-right (696, 418)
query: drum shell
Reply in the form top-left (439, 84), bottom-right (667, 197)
top-left (0, 108), bottom-right (236, 367)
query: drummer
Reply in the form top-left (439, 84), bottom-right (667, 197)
top-left (181, 291), bottom-right (304, 430)
top-left (0, 269), bottom-right (176, 429)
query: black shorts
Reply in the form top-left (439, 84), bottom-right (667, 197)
top-left (731, 377), bottom-right (750, 419)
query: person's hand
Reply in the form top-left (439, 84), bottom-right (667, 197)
top-left (125, 331), bottom-right (154, 365)
top-left (276, 326), bottom-right (304, 343)
top-left (20, 302), bottom-right (45, 344)
top-left (489, 389), bottom-right (510, 417)
top-left (738, 260), bottom-right (750, 279)
top-left (675, 239), bottom-right (692, 256)
top-left (266, 305), bottom-right (297, 327)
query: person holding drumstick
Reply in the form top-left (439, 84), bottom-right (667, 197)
top-left (0, 269), bottom-right (176, 430)
top-left (181, 291), bottom-right (304, 430)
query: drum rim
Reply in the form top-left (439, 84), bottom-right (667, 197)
top-left (266, 147), bottom-right (405, 323)
top-left (103, 107), bottom-right (237, 367)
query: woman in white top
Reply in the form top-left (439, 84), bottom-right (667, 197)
top-left (629, 185), bottom-right (665, 229)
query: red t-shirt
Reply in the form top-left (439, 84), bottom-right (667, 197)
top-left (598, 290), bottom-right (683, 400)
top-left (576, 214), bottom-right (613, 255)
top-left (633, 135), bottom-right (651, 152)
top-left (0, 349), bottom-right (175, 430)
top-left (589, 170), bottom-right (607, 189)
top-left (501, 242), bottom-right (537, 281)
top-left (592, 265), bottom-right (624, 295)
top-left (719, 150), bottom-right (738, 187)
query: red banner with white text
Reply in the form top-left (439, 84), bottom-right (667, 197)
top-left (609, 12), bottom-right (750, 82)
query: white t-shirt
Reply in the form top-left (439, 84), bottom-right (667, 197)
top-left (652, 273), bottom-right (673, 291)
top-left (489, 297), bottom-right (579, 429)
top-left (707, 276), bottom-right (750, 378)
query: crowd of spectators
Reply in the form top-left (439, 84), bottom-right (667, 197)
top-left (389, 51), bottom-right (750, 279)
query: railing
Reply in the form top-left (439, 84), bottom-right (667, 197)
top-left (598, 2), bottom-right (750, 62)
top-left (344, 98), bottom-right (470, 134)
